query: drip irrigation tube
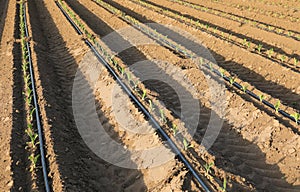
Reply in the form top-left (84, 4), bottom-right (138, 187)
top-left (22, 4), bottom-right (50, 192)
top-left (55, 1), bottom-right (212, 191)
top-left (94, 0), bottom-right (300, 126)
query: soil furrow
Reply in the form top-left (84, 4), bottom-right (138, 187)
top-left (108, 0), bottom-right (300, 121)
top-left (61, 0), bottom-right (300, 190)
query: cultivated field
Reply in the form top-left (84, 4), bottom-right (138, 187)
top-left (0, 0), bottom-right (299, 191)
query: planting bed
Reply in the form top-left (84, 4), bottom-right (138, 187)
top-left (0, 0), bottom-right (299, 191)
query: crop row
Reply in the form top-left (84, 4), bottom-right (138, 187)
top-left (109, 0), bottom-right (300, 126)
top-left (19, 0), bottom-right (40, 174)
top-left (131, 0), bottom-right (300, 72)
top-left (56, 0), bottom-right (247, 190)
top-left (210, 0), bottom-right (300, 23)
top-left (169, 0), bottom-right (300, 41)
top-left (19, 2), bottom-right (50, 191)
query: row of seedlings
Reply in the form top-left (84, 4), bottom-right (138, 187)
top-left (92, 0), bottom-right (300, 125)
top-left (57, 0), bottom-right (244, 190)
top-left (129, 0), bottom-right (300, 71)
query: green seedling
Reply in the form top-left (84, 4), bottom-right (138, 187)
top-left (274, 100), bottom-right (280, 113)
top-left (148, 100), bottom-right (154, 111)
top-left (171, 123), bottom-right (178, 136)
top-left (121, 67), bottom-right (125, 76)
top-left (183, 138), bottom-right (194, 150)
top-left (280, 55), bottom-right (286, 62)
top-left (126, 72), bottom-right (131, 81)
top-left (160, 109), bottom-right (167, 124)
top-left (242, 39), bottom-right (247, 46)
top-left (142, 89), bottom-right (147, 100)
top-left (268, 48), bottom-right (274, 58)
top-left (199, 58), bottom-right (204, 65)
top-left (291, 113), bottom-right (300, 124)
top-left (242, 85), bottom-right (248, 93)
top-left (25, 129), bottom-right (39, 148)
top-left (220, 177), bottom-right (227, 192)
top-left (229, 76), bottom-right (235, 85)
top-left (209, 63), bottom-right (213, 71)
top-left (247, 41), bottom-right (251, 49)
top-left (213, 27), bottom-right (218, 33)
top-left (219, 68), bottom-right (225, 77)
top-left (257, 44), bottom-right (263, 53)
top-left (204, 162), bottom-right (214, 175)
top-left (259, 94), bottom-right (265, 102)
top-left (28, 154), bottom-right (40, 172)
top-left (294, 58), bottom-right (299, 66)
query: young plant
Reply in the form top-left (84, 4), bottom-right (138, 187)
top-left (209, 63), bottom-right (213, 71)
top-left (241, 85), bottom-right (248, 93)
top-left (280, 55), bottom-right (286, 62)
top-left (199, 58), bottom-right (204, 65)
top-left (28, 154), bottom-right (40, 172)
top-left (257, 44), bottom-right (263, 53)
top-left (242, 38), bottom-right (247, 46)
top-left (183, 138), bottom-right (194, 150)
top-left (160, 109), bottom-right (167, 124)
top-left (171, 123), bottom-right (178, 136)
top-left (247, 41), bottom-right (251, 49)
top-left (204, 162), bottom-right (214, 175)
top-left (274, 100), bottom-right (281, 113)
top-left (25, 129), bottom-right (39, 148)
top-left (126, 72), bottom-right (131, 81)
top-left (294, 58), bottom-right (299, 66)
top-left (220, 177), bottom-right (227, 192)
top-left (291, 113), bottom-right (300, 124)
top-left (229, 76), bottom-right (235, 85)
top-left (219, 68), bottom-right (225, 77)
top-left (267, 48), bottom-right (274, 58)
top-left (148, 100), bottom-right (154, 111)
top-left (141, 89), bottom-right (147, 100)
top-left (259, 94), bottom-right (265, 102)
top-left (121, 67), bottom-right (125, 76)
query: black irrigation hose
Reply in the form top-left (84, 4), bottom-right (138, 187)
top-left (169, 0), bottom-right (300, 41)
top-left (22, 4), bottom-right (51, 192)
top-left (55, 1), bottom-right (212, 191)
top-left (94, 0), bottom-right (300, 126)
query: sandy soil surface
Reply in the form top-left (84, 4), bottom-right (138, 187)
top-left (0, 0), bottom-right (299, 191)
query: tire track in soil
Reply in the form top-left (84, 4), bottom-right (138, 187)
top-left (100, 0), bottom-right (300, 130)
top-left (0, 0), bottom-right (9, 44)
top-left (64, 0), bottom-right (299, 190)
top-left (64, 0), bottom-right (200, 131)
top-left (27, 0), bottom-right (149, 191)
top-left (107, 1), bottom-right (299, 190)
top-left (75, 51), bottom-right (188, 191)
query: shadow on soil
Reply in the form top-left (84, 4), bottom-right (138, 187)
top-left (65, 0), bottom-right (300, 191)
top-left (10, 3), bottom-right (32, 191)
top-left (25, 0), bottom-right (147, 191)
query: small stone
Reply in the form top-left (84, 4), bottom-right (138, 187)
top-left (3, 117), bottom-right (9, 122)
top-left (273, 120), bottom-right (280, 127)
top-left (288, 148), bottom-right (296, 154)
top-left (7, 180), bottom-right (13, 187)
top-left (5, 165), bottom-right (10, 172)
